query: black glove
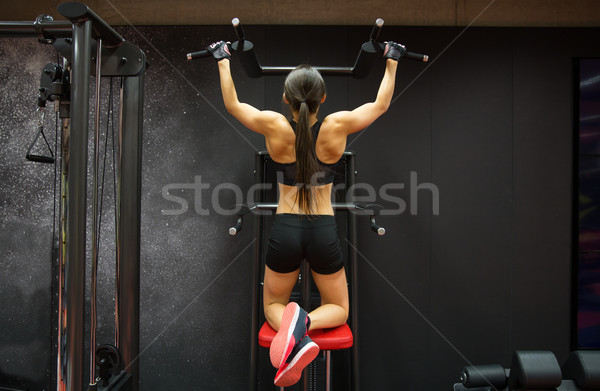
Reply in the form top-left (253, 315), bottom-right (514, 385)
top-left (207, 41), bottom-right (231, 61)
top-left (383, 41), bottom-right (406, 61)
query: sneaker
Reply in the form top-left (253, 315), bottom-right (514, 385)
top-left (274, 336), bottom-right (320, 387)
top-left (270, 302), bottom-right (310, 369)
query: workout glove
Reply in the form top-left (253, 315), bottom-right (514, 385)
top-left (207, 41), bottom-right (231, 61)
top-left (383, 41), bottom-right (406, 61)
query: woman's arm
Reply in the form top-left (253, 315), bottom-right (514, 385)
top-left (323, 42), bottom-right (403, 135)
top-left (216, 56), bottom-right (285, 135)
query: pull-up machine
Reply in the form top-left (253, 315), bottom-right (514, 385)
top-left (0, 3), bottom-right (146, 391)
top-left (231, 152), bottom-right (385, 391)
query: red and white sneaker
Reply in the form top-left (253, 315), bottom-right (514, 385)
top-left (269, 302), bottom-right (310, 369)
top-left (274, 336), bottom-right (320, 387)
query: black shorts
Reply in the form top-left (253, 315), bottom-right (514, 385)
top-left (265, 213), bottom-right (344, 275)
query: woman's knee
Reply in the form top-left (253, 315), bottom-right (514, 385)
top-left (336, 302), bottom-right (350, 322)
top-left (263, 302), bottom-right (278, 320)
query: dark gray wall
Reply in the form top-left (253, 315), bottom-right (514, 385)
top-left (1, 24), bottom-right (598, 390)
top-left (0, 39), bottom-right (57, 390)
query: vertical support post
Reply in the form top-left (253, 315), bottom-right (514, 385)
top-left (114, 79), bottom-right (121, 352)
top-left (301, 261), bottom-right (311, 309)
top-left (301, 260), bottom-right (311, 391)
top-left (64, 18), bottom-right (91, 391)
top-left (58, 115), bottom-right (71, 391)
top-left (89, 37), bottom-right (103, 390)
top-left (117, 73), bottom-right (144, 391)
top-left (325, 351), bottom-right (331, 391)
top-left (249, 152), bottom-right (265, 391)
top-left (346, 153), bottom-right (360, 391)
top-left (57, 58), bottom-right (72, 391)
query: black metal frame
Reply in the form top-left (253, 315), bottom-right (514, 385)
top-left (0, 3), bottom-right (146, 391)
top-left (231, 18), bottom-right (428, 78)
top-left (186, 18), bottom-right (428, 79)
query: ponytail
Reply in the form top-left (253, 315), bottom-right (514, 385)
top-left (295, 100), bottom-right (321, 214)
top-left (283, 65), bottom-right (327, 215)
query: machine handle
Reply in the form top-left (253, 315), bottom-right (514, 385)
top-left (370, 216), bottom-right (386, 236)
top-left (377, 42), bottom-right (429, 62)
top-left (232, 17), bottom-right (245, 41)
top-left (404, 51), bottom-right (429, 62)
top-left (229, 216), bottom-right (243, 236)
top-left (186, 49), bottom-right (211, 60)
top-left (26, 153), bottom-right (55, 163)
top-left (369, 18), bottom-right (384, 42)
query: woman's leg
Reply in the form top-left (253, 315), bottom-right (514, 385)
top-left (263, 265), bottom-right (300, 331)
top-left (308, 267), bottom-right (349, 330)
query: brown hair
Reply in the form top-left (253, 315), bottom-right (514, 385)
top-left (283, 65), bottom-right (326, 214)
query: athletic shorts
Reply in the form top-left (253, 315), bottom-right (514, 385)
top-left (265, 213), bottom-right (344, 275)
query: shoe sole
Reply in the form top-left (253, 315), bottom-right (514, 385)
top-left (274, 341), bottom-right (320, 387)
top-left (270, 303), bottom-right (300, 369)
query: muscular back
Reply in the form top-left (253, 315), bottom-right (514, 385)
top-left (265, 114), bottom-right (347, 166)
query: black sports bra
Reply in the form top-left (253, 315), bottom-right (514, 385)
top-left (271, 121), bottom-right (340, 186)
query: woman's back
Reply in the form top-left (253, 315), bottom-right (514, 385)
top-left (268, 116), bottom-right (346, 215)
top-left (267, 116), bottom-right (346, 162)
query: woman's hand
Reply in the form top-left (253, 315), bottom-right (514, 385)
top-left (383, 41), bottom-right (406, 61)
top-left (207, 41), bottom-right (231, 62)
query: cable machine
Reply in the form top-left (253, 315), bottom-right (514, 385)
top-left (0, 3), bottom-right (147, 390)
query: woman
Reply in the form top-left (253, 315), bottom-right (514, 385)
top-left (208, 40), bottom-right (404, 386)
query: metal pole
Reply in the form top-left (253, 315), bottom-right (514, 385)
top-left (301, 261), bottom-right (311, 310)
top-left (58, 115), bottom-right (71, 391)
top-left (89, 37), bottom-right (103, 390)
top-left (261, 66), bottom-right (353, 76)
top-left (0, 20), bottom-right (71, 38)
top-left (65, 17), bottom-right (91, 391)
top-left (251, 203), bottom-right (362, 211)
top-left (117, 73), bottom-right (144, 391)
top-left (325, 351), bottom-right (331, 391)
top-left (301, 258), bottom-right (311, 391)
top-left (114, 78), bottom-right (122, 352)
top-left (346, 153), bottom-right (360, 391)
top-left (57, 57), bottom-right (71, 391)
top-left (249, 152), bottom-right (264, 391)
